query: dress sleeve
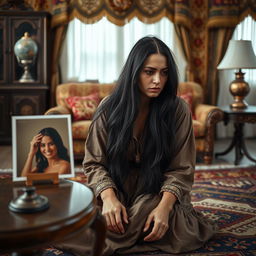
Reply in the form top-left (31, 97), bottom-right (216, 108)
top-left (160, 98), bottom-right (196, 203)
top-left (82, 111), bottom-right (117, 199)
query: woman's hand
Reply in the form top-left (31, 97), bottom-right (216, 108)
top-left (29, 134), bottom-right (43, 155)
top-left (101, 188), bottom-right (128, 234)
top-left (143, 204), bottom-right (170, 241)
top-left (21, 133), bottom-right (43, 177)
top-left (143, 191), bottom-right (176, 242)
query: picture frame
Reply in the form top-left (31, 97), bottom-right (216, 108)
top-left (12, 115), bottom-right (75, 181)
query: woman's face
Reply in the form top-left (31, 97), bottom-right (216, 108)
top-left (138, 53), bottom-right (168, 99)
top-left (40, 135), bottom-right (58, 159)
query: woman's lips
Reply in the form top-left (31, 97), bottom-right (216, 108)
top-left (148, 88), bottom-right (160, 92)
top-left (44, 153), bottom-right (53, 156)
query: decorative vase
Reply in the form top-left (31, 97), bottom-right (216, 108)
top-left (14, 32), bottom-right (38, 82)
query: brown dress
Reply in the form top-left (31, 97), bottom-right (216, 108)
top-left (54, 98), bottom-right (216, 255)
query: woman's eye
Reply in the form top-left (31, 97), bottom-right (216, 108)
top-left (161, 70), bottom-right (168, 76)
top-left (144, 70), bottom-right (153, 75)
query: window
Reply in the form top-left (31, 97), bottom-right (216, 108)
top-left (59, 17), bottom-right (186, 83)
top-left (233, 16), bottom-right (256, 83)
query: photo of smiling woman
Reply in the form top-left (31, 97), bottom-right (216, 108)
top-left (21, 127), bottom-right (71, 176)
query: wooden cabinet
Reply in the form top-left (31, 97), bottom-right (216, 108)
top-left (0, 11), bottom-right (51, 144)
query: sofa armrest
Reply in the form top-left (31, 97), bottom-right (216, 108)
top-left (45, 106), bottom-right (72, 115)
top-left (195, 104), bottom-right (224, 164)
top-left (194, 104), bottom-right (220, 124)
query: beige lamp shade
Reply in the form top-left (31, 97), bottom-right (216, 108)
top-left (217, 40), bottom-right (256, 109)
top-left (217, 40), bottom-right (256, 70)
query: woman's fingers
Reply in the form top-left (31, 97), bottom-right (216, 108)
top-left (107, 215), bottom-right (118, 233)
top-left (144, 221), bottom-right (168, 241)
top-left (101, 195), bottom-right (127, 234)
top-left (29, 134), bottom-right (42, 154)
top-left (31, 134), bottom-right (43, 146)
top-left (143, 214), bottom-right (153, 232)
top-left (115, 210), bottom-right (125, 233)
top-left (144, 224), bottom-right (159, 241)
top-left (109, 211), bottom-right (122, 233)
top-left (104, 209), bottom-right (124, 234)
top-left (104, 214), bottom-right (114, 232)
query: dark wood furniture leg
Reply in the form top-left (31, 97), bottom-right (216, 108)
top-left (91, 210), bottom-right (107, 256)
top-left (203, 108), bottom-right (224, 164)
top-left (216, 122), bottom-right (256, 165)
top-left (214, 105), bottom-right (256, 165)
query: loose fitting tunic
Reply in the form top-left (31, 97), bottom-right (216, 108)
top-left (54, 98), bottom-right (216, 256)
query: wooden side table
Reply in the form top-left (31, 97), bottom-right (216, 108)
top-left (0, 179), bottom-right (106, 256)
top-left (215, 105), bottom-right (256, 165)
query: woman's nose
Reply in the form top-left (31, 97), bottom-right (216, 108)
top-left (153, 73), bottom-right (160, 84)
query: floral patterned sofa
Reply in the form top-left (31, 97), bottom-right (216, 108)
top-left (178, 81), bottom-right (223, 164)
top-left (45, 82), bottom-right (116, 160)
top-left (45, 81), bottom-right (223, 164)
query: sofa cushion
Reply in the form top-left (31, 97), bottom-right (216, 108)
top-left (72, 120), bottom-right (92, 139)
top-left (178, 81), bottom-right (203, 107)
top-left (72, 140), bottom-right (87, 158)
top-left (66, 93), bottom-right (100, 121)
top-left (192, 120), bottom-right (205, 137)
top-left (56, 82), bottom-right (116, 108)
top-left (179, 92), bottom-right (196, 120)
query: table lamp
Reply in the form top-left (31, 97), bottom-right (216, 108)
top-left (217, 40), bottom-right (256, 109)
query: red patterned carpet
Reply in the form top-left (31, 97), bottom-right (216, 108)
top-left (1, 165), bottom-right (256, 256)
top-left (189, 165), bottom-right (256, 256)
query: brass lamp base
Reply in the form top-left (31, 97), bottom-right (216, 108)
top-left (229, 69), bottom-right (250, 109)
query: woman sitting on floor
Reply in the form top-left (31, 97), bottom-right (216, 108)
top-left (54, 36), bottom-right (216, 256)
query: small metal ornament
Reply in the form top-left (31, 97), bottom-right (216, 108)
top-left (9, 186), bottom-right (49, 213)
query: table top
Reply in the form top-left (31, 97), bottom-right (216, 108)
top-left (220, 105), bottom-right (256, 114)
top-left (0, 179), bottom-right (96, 253)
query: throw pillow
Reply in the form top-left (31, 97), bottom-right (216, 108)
top-left (66, 93), bottom-right (100, 121)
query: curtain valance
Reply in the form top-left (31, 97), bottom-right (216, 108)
top-left (23, 0), bottom-right (256, 28)
top-left (17, 0), bottom-right (256, 106)
top-left (25, 0), bottom-right (192, 28)
top-left (207, 0), bottom-right (256, 28)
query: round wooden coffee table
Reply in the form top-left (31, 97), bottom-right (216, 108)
top-left (0, 179), bottom-right (106, 255)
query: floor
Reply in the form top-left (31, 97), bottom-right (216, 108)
top-left (208, 138), bottom-right (256, 166)
top-left (0, 138), bottom-right (255, 170)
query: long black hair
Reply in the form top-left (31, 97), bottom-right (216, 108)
top-left (94, 36), bottom-right (179, 195)
top-left (35, 127), bottom-right (70, 173)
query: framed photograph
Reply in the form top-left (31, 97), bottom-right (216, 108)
top-left (12, 115), bottom-right (75, 181)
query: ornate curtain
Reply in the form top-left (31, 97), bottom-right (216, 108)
top-left (175, 0), bottom-right (209, 90)
top-left (25, 0), bottom-right (193, 106)
top-left (205, 28), bottom-right (234, 105)
top-left (24, 0), bottom-right (256, 106)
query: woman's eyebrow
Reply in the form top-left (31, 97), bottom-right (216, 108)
top-left (144, 66), bottom-right (168, 70)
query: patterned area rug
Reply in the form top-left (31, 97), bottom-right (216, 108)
top-left (1, 166), bottom-right (256, 256)
top-left (189, 165), bottom-right (256, 256)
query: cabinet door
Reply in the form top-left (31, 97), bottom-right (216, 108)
top-left (10, 16), bottom-right (43, 84)
top-left (0, 11), bottom-right (50, 86)
top-left (11, 92), bottom-right (46, 116)
top-left (0, 17), bottom-right (8, 84)
top-left (0, 94), bottom-right (11, 143)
